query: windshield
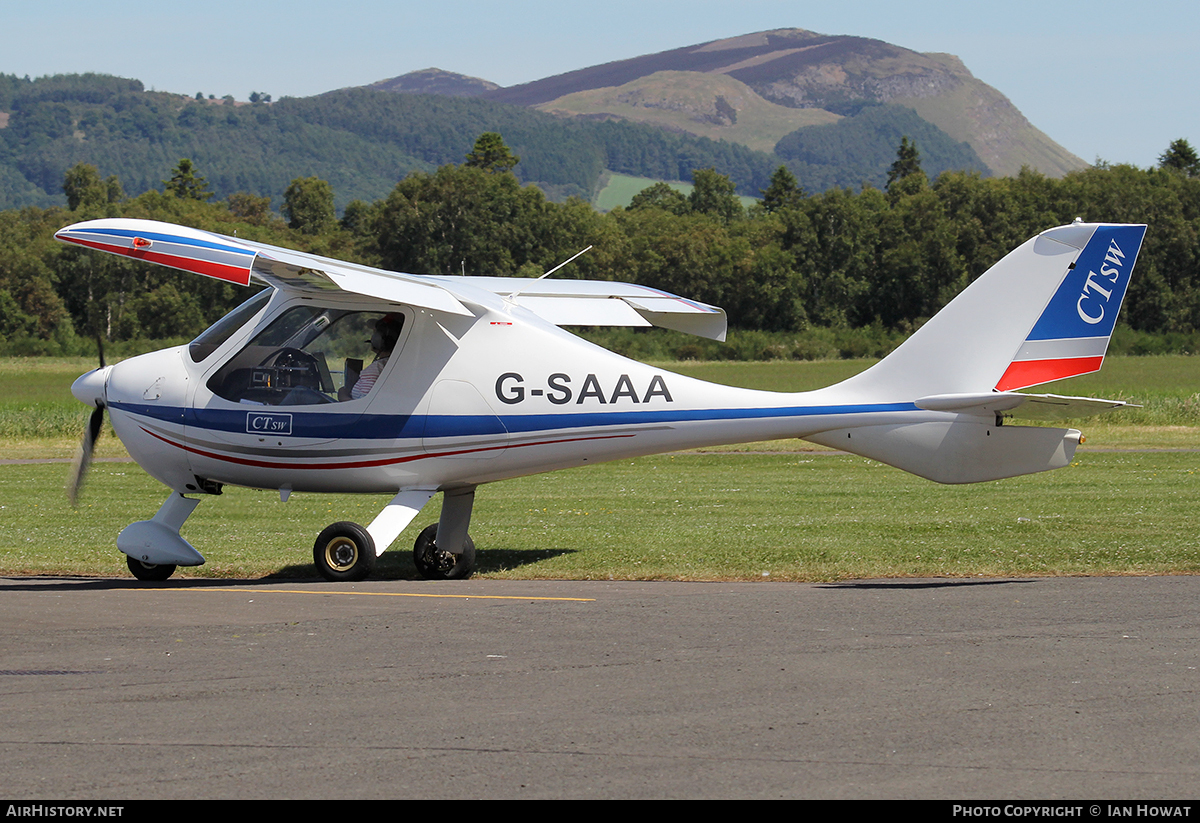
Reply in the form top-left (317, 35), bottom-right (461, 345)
top-left (206, 306), bottom-right (403, 406)
top-left (188, 289), bottom-right (273, 362)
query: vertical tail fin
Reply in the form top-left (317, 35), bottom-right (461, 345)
top-left (832, 222), bottom-right (1146, 401)
top-left (995, 223), bottom-right (1146, 390)
top-left (804, 222), bottom-right (1147, 484)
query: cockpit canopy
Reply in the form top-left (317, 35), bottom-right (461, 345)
top-left (202, 302), bottom-right (403, 405)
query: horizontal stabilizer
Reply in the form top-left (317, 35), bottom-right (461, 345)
top-left (916, 392), bottom-right (1136, 421)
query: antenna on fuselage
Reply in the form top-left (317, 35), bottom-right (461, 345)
top-left (507, 245), bottom-right (592, 300)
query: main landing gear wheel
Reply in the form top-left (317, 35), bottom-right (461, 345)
top-left (413, 524), bottom-right (476, 580)
top-left (313, 522), bottom-right (376, 582)
top-left (126, 556), bottom-right (177, 582)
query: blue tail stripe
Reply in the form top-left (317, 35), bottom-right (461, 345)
top-left (1026, 224), bottom-right (1146, 341)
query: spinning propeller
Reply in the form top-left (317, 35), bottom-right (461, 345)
top-left (67, 337), bottom-right (107, 507)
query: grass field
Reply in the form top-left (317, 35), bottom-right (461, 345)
top-left (1, 355), bottom-right (1196, 580)
top-left (592, 172), bottom-right (759, 212)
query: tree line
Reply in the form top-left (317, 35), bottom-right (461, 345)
top-left (2, 135), bottom-right (1198, 357)
top-left (0, 75), bottom-right (797, 210)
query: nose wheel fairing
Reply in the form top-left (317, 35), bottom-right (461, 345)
top-left (116, 493), bottom-right (205, 568)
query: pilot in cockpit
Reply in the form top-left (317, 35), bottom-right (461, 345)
top-left (339, 314), bottom-right (402, 401)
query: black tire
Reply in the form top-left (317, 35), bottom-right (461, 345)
top-left (126, 555), bottom-right (177, 582)
top-left (313, 521), bottom-right (376, 582)
top-left (413, 523), bottom-right (476, 580)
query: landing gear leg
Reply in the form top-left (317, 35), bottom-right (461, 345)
top-left (413, 487), bottom-right (477, 580)
top-left (117, 493), bottom-right (206, 581)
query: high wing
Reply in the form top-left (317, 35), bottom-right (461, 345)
top-left (437, 276), bottom-right (727, 341)
top-left (54, 218), bottom-right (727, 340)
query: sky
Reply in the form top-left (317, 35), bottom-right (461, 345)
top-left (3, 0), bottom-right (1196, 170)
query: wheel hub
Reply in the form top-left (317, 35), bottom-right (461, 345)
top-left (420, 541), bottom-right (457, 572)
top-left (326, 537), bottom-right (358, 571)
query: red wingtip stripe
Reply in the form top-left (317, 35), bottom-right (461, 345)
top-left (61, 236), bottom-right (252, 286)
top-left (995, 356), bottom-right (1104, 392)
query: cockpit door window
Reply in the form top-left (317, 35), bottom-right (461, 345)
top-left (205, 307), bottom-right (404, 406)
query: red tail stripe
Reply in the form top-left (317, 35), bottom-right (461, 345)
top-left (995, 356), bottom-right (1104, 392)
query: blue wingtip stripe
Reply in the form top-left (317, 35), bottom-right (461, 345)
top-left (69, 226), bottom-right (255, 258)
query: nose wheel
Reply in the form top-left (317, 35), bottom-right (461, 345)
top-left (413, 524), bottom-right (476, 580)
top-left (313, 522), bottom-right (376, 582)
top-left (126, 556), bottom-right (177, 581)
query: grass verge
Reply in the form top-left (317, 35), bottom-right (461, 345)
top-left (3, 355), bottom-right (1195, 581)
top-left (2, 451), bottom-right (1196, 581)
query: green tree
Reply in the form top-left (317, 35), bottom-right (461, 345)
top-left (163, 158), bottom-right (212, 201)
top-left (282, 177), bottom-right (335, 235)
top-left (464, 132), bottom-right (520, 173)
top-left (688, 167), bottom-right (742, 223)
top-left (760, 165), bottom-right (804, 213)
top-left (63, 163), bottom-right (107, 211)
top-left (119, 282), bottom-right (206, 340)
top-left (106, 175), bottom-right (124, 204)
top-left (886, 137), bottom-right (923, 191)
top-left (340, 199), bottom-right (376, 234)
top-left (1159, 139), bottom-right (1200, 177)
top-left (0, 289), bottom-right (36, 340)
top-left (226, 192), bottom-right (274, 225)
top-left (62, 163), bottom-right (122, 211)
top-left (628, 182), bottom-right (690, 215)
top-left (374, 164), bottom-right (548, 274)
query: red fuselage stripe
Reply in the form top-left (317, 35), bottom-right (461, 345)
top-left (139, 426), bottom-right (633, 470)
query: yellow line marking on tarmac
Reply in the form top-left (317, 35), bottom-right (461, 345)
top-left (133, 588), bottom-right (594, 602)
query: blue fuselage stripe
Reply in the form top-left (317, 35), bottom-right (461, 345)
top-left (109, 401), bottom-right (919, 440)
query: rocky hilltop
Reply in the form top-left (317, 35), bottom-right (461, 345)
top-left (376, 29), bottom-right (1085, 178)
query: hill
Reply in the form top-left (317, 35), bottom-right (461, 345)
top-left (478, 28), bottom-right (1085, 178)
top-left (0, 27), bottom-right (1085, 212)
top-left (365, 68), bottom-right (500, 97)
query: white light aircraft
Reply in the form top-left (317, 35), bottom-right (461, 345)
top-left (57, 218), bottom-right (1145, 582)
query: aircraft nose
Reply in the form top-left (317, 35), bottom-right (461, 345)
top-left (71, 366), bottom-right (112, 408)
